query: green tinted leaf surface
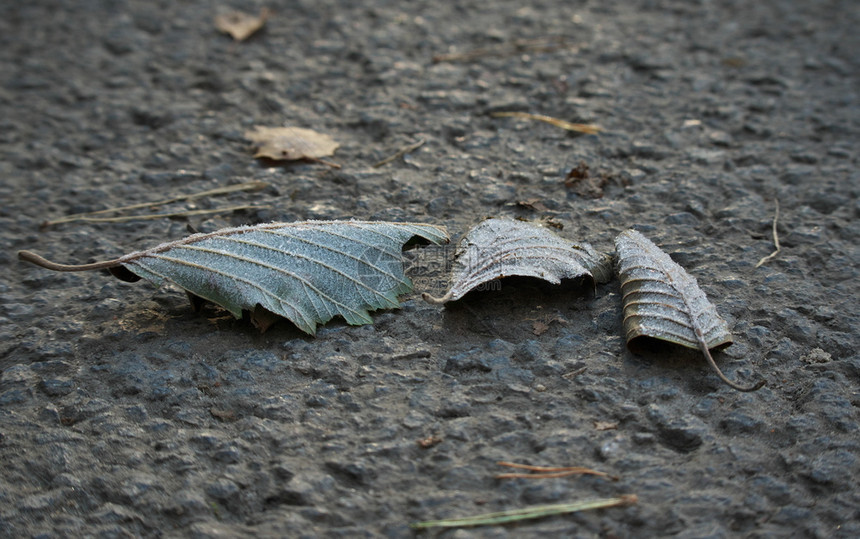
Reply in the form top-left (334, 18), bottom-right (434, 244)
top-left (119, 220), bottom-right (448, 334)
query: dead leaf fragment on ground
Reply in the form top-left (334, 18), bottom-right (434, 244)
top-left (245, 126), bottom-right (340, 162)
top-left (423, 218), bottom-right (613, 304)
top-left (215, 8), bottom-right (270, 41)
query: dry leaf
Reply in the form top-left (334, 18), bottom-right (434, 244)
top-left (18, 220), bottom-right (448, 335)
top-left (245, 126), bottom-right (339, 162)
top-left (615, 229), bottom-right (765, 391)
top-left (423, 218), bottom-right (613, 304)
top-left (215, 8), bottom-right (270, 41)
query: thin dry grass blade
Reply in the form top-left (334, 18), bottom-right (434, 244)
top-left (411, 495), bottom-right (637, 529)
top-left (491, 111), bottom-right (602, 134)
top-left (373, 138), bottom-right (426, 168)
top-left (47, 204), bottom-right (269, 224)
top-left (496, 461), bottom-right (615, 480)
top-left (44, 181), bottom-right (268, 226)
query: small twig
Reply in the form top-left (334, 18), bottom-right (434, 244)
top-left (433, 37), bottom-right (579, 63)
top-left (496, 471), bottom-right (603, 479)
top-left (491, 111), bottom-right (602, 135)
top-left (562, 366), bottom-right (588, 379)
top-left (43, 181), bottom-right (269, 226)
top-left (755, 199), bottom-right (781, 268)
top-left (496, 461), bottom-right (616, 480)
top-left (373, 138), bottom-right (426, 168)
top-left (47, 204), bottom-right (271, 224)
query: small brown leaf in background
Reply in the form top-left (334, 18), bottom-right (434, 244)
top-left (245, 126), bottom-right (340, 162)
top-left (594, 421), bottom-right (618, 431)
top-left (215, 8), bottom-right (270, 41)
top-left (564, 161), bottom-right (608, 199)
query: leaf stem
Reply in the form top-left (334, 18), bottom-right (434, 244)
top-left (18, 250), bottom-right (121, 272)
top-left (421, 291), bottom-right (452, 305)
top-left (698, 339), bottom-right (766, 392)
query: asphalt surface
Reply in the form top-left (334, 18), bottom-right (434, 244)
top-left (1, 0), bottom-right (858, 536)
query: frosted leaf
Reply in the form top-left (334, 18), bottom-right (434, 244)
top-left (19, 220), bottom-right (448, 335)
top-left (615, 229), bottom-right (764, 391)
top-left (424, 218), bottom-right (613, 304)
